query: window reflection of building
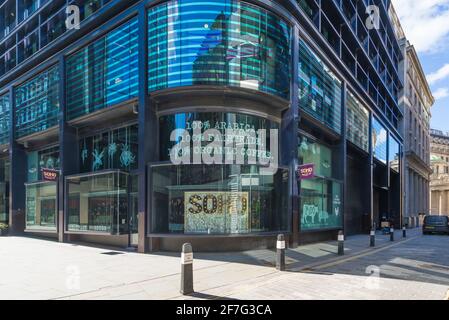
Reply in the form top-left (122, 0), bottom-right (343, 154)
top-left (346, 92), bottom-right (369, 152)
top-left (153, 112), bottom-right (288, 235)
top-left (148, 0), bottom-right (291, 99)
top-left (298, 137), bottom-right (343, 230)
top-left (0, 158), bottom-right (10, 224)
top-left (372, 118), bottom-right (388, 164)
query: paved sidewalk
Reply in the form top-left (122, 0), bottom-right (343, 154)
top-left (0, 228), bottom-right (447, 300)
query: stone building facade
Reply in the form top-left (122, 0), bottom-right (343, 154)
top-left (430, 130), bottom-right (449, 217)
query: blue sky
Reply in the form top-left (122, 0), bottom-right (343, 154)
top-left (392, 0), bottom-right (449, 131)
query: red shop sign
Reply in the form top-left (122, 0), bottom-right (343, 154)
top-left (41, 168), bottom-right (59, 182)
top-left (297, 164), bottom-right (315, 180)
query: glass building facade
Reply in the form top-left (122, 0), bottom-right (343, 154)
top-left (25, 146), bottom-right (59, 231)
top-left (0, 0), bottom-right (404, 251)
top-left (66, 17), bottom-right (138, 120)
top-left (148, 0), bottom-right (291, 99)
top-left (14, 66), bottom-right (59, 138)
top-left (298, 40), bottom-right (342, 134)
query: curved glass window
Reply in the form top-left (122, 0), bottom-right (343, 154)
top-left (159, 112), bottom-right (279, 164)
top-left (66, 18), bottom-right (138, 121)
top-left (0, 94), bottom-right (9, 145)
top-left (151, 164), bottom-right (289, 234)
top-left (15, 66), bottom-right (59, 138)
top-left (298, 40), bottom-right (342, 133)
top-left (148, 0), bottom-right (291, 99)
top-left (372, 117), bottom-right (387, 164)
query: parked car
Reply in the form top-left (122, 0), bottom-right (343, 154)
top-left (423, 216), bottom-right (449, 235)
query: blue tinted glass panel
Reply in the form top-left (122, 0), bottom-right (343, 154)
top-left (15, 66), bottom-right (60, 138)
top-left (79, 124), bottom-right (138, 173)
top-left (372, 117), bottom-right (387, 164)
top-left (0, 94), bottom-right (10, 145)
top-left (148, 0), bottom-right (291, 99)
top-left (298, 40), bottom-right (342, 133)
top-left (66, 18), bottom-right (138, 120)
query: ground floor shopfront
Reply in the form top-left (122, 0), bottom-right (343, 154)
top-left (1, 106), bottom-right (403, 252)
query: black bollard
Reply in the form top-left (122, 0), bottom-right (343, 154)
top-left (390, 226), bottom-right (394, 242)
top-left (403, 226), bottom-right (407, 238)
top-left (370, 229), bottom-right (376, 247)
top-left (180, 243), bottom-right (194, 295)
top-left (338, 231), bottom-right (344, 255)
top-left (276, 234), bottom-right (286, 271)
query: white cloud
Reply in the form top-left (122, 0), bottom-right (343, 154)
top-left (392, 0), bottom-right (449, 53)
top-left (433, 87), bottom-right (449, 99)
top-left (427, 64), bottom-right (449, 84)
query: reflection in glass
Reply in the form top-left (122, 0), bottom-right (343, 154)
top-left (299, 40), bottom-right (342, 133)
top-left (67, 171), bottom-right (129, 234)
top-left (389, 137), bottom-right (400, 173)
top-left (66, 18), bottom-right (138, 120)
top-left (27, 146), bottom-right (60, 183)
top-left (26, 182), bottom-right (57, 231)
top-left (15, 66), bottom-right (59, 138)
top-left (346, 91), bottom-right (369, 152)
top-left (372, 117), bottom-right (387, 164)
top-left (148, 0), bottom-right (291, 99)
top-left (79, 124), bottom-right (138, 173)
top-left (151, 164), bottom-right (289, 234)
top-left (0, 94), bottom-right (10, 145)
top-left (300, 178), bottom-right (342, 230)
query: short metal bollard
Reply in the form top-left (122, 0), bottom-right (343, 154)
top-left (370, 229), bottom-right (376, 247)
top-left (276, 234), bottom-right (286, 271)
top-left (180, 243), bottom-right (194, 295)
top-left (338, 231), bottom-right (344, 255)
top-left (390, 227), bottom-right (394, 241)
top-left (402, 226), bottom-right (407, 238)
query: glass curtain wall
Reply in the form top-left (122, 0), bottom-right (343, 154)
top-left (372, 117), bottom-right (388, 164)
top-left (148, 0), bottom-right (291, 99)
top-left (0, 94), bottom-right (9, 145)
top-left (389, 137), bottom-right (400, 173)
top-left (25, 146), bottom-right (59, 231)
top-left (66, 17), bottom-right (138, 120)
top-left (298, 40), bottom-right (342, 133)
top-left (14, 66), bottom-right (59, 138)
top-left (152, 111), bottom-right (289, 235)
top-left (67, 171), bottom-right (129, 234)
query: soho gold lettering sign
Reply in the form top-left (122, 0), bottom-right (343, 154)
top-left (41, 168), bottom-right (59, 182)
top-left (184, 192), bottom-right (249, 233)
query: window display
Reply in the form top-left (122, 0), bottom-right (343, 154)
top-left (151, 164), bottom-right (289, 235)
top-left (372, 117), bottom-right (388, 164)
top-left (25, 182), bottom-right (57, 231)
top-left (298, 137), bottom-right (343, 230)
